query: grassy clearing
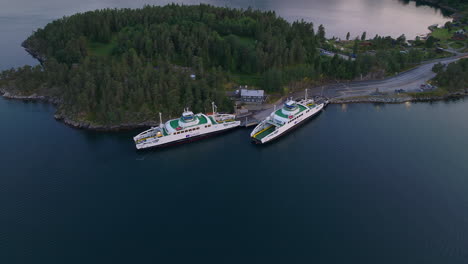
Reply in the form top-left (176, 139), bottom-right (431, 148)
top-left (407, 88), bottom-right (449, 98)
top-left (430, 51), bottom-right (454, 59)
top-left (431, 28), bottom-right (452, 40)
top-left (237, 36), bottom-right (256, 47)
top-left (449, 41), bottom-right (465, 49)
top-left (87, 39), bottom-right (117, 57)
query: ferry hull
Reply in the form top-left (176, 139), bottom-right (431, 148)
top-left (136, 124), bottom-right (239, 150)
top-left (251, 103), bottom-right (324, 144)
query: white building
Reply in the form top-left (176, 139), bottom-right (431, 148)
top-left (240, 89), bottom-right (265, 103)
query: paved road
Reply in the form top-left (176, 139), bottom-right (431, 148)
top-left (252, 53), bottom-right (468, 121)
top-left (323, 53), bottom-right (468, 99)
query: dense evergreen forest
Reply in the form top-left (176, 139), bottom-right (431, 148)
top-left (415, 0), bottom-right (468, 10)
top-left (0, 4), bottom-right (458, 126)
top-left (2, 5), bottom-right (326, 125)
top-left (432, 59), bottom-right (468, 91)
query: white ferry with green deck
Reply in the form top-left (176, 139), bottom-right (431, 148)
top-left (134, 103), bottom-right (240, 149)
top-left (250, 90), bottom-right (326, 144)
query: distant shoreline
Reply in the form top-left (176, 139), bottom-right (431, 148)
top-left (2, 78), bottom-right (467, 132)
top-left (1, 2), bottom-right (466, 132)
top-left (329, 92), bottom-right (467, 104)
top-left (411, 0), bottom-right (459, 14)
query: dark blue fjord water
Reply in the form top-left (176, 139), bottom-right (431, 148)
top-left (1, 0), bottom-right (467, 263)
top-left (1, 97), bottom-right (468, 263)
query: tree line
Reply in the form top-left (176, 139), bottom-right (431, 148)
top-left (432, 59), bottom-right (468, 91)
top-left (0, 4), bottom-right (448, 125)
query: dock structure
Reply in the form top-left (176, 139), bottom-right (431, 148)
top-left (238, 116), bottom-right (260, 127)
top-left (236, 95), bottom-right (329, 128)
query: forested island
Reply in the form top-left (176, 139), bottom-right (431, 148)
top-left (0, 4), bottom-right (467, 129)
top-left (410, 0), bottom-right (468, 12)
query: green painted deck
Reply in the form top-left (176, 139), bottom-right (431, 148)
top-left (169, 115), bottom-right (208, 130)
top-left (198, 115), bottom-right (208, 125)
top-left (209, 116), bottom-right (218, 124)
top-left (169, 119), bottom-right (180, 129)
top-left (254, 125), bottom-right (276, 140)
top-left (275, 104), bottom-right (307, 118)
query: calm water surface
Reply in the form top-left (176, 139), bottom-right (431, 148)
top-left (1, 0), bottom-right (467, 263)
top-left (1, 98), bottom-right (468, 263)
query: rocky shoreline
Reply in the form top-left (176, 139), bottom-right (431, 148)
top-left (55, 114), bottom-right (160, 131)
top-left (2, 86), bottom-right (467, 132)
top-left (3, 1), bottom-right (465, 132)
top-left (330, 91), bottom-right (468, 104)
top-left (0, 87), bottom-right (159, 131)
top-left (21, 41), bottom-right (46, 64)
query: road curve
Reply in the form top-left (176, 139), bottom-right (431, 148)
top-left (253, 53), bottom-right (468, 121)
top-left (323, 53), bottom-right (468, 99)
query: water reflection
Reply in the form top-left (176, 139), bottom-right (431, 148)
top-left (341, 104), bottom-right (348, 112)
top-left (405, 101), bottom-right (412, 110)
